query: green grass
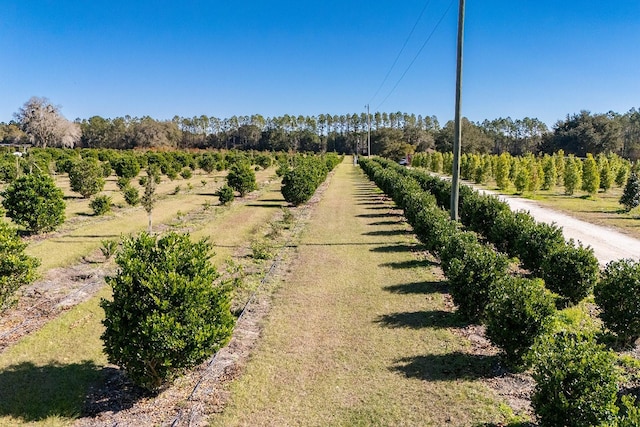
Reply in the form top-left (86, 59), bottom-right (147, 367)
top-left (210, 161), bottom-right (518, 426)
top-left (0, 287), bottom-right (110, 426)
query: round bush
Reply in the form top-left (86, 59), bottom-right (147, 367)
top-left (100, 232), bottom-right (235, 391)
top-left (485, 277), bottom-right (556, 370)
top-left (122, 184), bottom-right (140, 206)
top-left (445, 243), bottom-right (510, 322)
top-left (541, 241), bottom-right (599, 306)
top-left (113, 155), bottom-right (141, 179)
top-left (595, 259), bottom-right (640, 346)
top-left (216, 184), bottom-right (235, 205)
top-left (531, 332), bottom-right (620, 427)
top-left (69, 158), bottom-right (106, 198)
top-left (1, 173), bottom-right (66, 233)
top-left (227, 162), bottom-right (257, 197)
top-left (89, 194), bottom-right (112, 216)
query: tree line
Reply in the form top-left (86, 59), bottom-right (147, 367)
top-left (2, 97), bottom-right (640, 159)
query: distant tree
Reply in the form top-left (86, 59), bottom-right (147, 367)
top-left (14, 97), bottom-right (80, 148)
top-left (69, 158), bottom-right (106, 198)
top-left (546, 110), bottom-right (622, 156)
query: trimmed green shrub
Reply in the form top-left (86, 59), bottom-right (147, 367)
top-left (216, 184), bottom-right (235, 205)
top-left (1, 173), bottom-right (66, 233)
top-left (485, 277), bottom-right (556, 370)
top-left (0, 221), bottom-right (40, 312)
top-left (445, 242), bottom-right (510, 322)
top-left (531, 332), bottom-right (620, 427)
top-left (90, 194), bottom-right (112, 216)
top-left (540, 241), bottom-right (599, 306)
top-left (595, 259), bottom-right (640, 346)
top-left (227, 162), bottom-right (257, 197)
top-left (100, 232), bottom-right (235, 391)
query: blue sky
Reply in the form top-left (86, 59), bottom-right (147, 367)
top-left (2, 0), bottom-right (638, 127)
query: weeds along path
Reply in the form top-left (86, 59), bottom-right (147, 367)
top-left (210, 161), bottom-right (511, 426)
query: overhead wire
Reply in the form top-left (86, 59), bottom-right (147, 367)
top-left (373, 0), bottom-right (457, 111)
top-left (368, 0), bottom-right (433, 106)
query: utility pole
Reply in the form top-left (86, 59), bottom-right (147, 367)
top-left (450, 0), bottom-right (465, 221)
top-left (365, 104), bottom-right (371, 156)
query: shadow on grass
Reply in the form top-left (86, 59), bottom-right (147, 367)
top-left (369, 220), bottom-right (404, 226)
top-left (391, 352), bottom-right (499, 381)
top-left (357, 213), bottom-right (403, 219)
top-left (383, 280), bottom-right (448, 295)
top-left (362, 229), bottom-right (411, 237)
top-left (245, 203), bottom-right (284, 208)
top-left (370, 244), bottom-right (417, 253)
top-left (0, 361), bottom-right (143, 422)
top-left (376, 310), bottom-right (465, 329)
top-left (379, 259), bottom-right (438, 269)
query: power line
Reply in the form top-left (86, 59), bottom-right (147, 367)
top-left (368, 0), bottom-right (433, 106)
top-left (375, 0), bottom-right (457, 111)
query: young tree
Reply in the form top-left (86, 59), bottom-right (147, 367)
top-left (581, 153), bottom-right (600, 195)
top-left (495, 152), bottom-right (512, 190)
top-left (563, 155), bottom-right (582, 195)
top-left (226, 162), bottom-right (257, 197)
top-left (597, 154), bottom-right (614, 192)
top-left (101, 232), bottom-right (235, 391)
top-left (541, 155), bottom-right (557, 190)
top-left (14, 97), bottom-right (80, 148)
top-left (69, 158), bottom-right (106, 198)
top-left (620, 172), bottom-right (640, 212)
top-left (141, 167), bottom-right (159, 233)
top-left (1, 173), bottom-right (66, 233)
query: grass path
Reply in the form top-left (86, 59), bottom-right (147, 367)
top-left (211, 161), bottom-right (512, 426)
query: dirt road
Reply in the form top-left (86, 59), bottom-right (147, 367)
top-left (482, 190), bottom-right (640, 266)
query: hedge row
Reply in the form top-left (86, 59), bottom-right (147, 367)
top-left (360, 157), bottom-right (640, 424)
top-left (359, 157), bottom-right (553, 367)
top-left (281, 153), bottom-right (342, 206)
top-left (375, 157), bottom-right (599, 307)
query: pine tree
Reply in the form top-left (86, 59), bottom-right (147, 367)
top-left (620, 172), bottom-right (640, 212)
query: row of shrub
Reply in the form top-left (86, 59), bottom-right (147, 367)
top-left (376, 157), bottom-right (600, 307)
top-left (0, 147), bottom-right (280, 183)
top-left (280, 153), bottom-right (342, 205)
top-left (359, 157), bottom-right (640, 425)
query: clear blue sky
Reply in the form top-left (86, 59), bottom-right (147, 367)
top-left (2, 0), bottom-right (638, 127)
